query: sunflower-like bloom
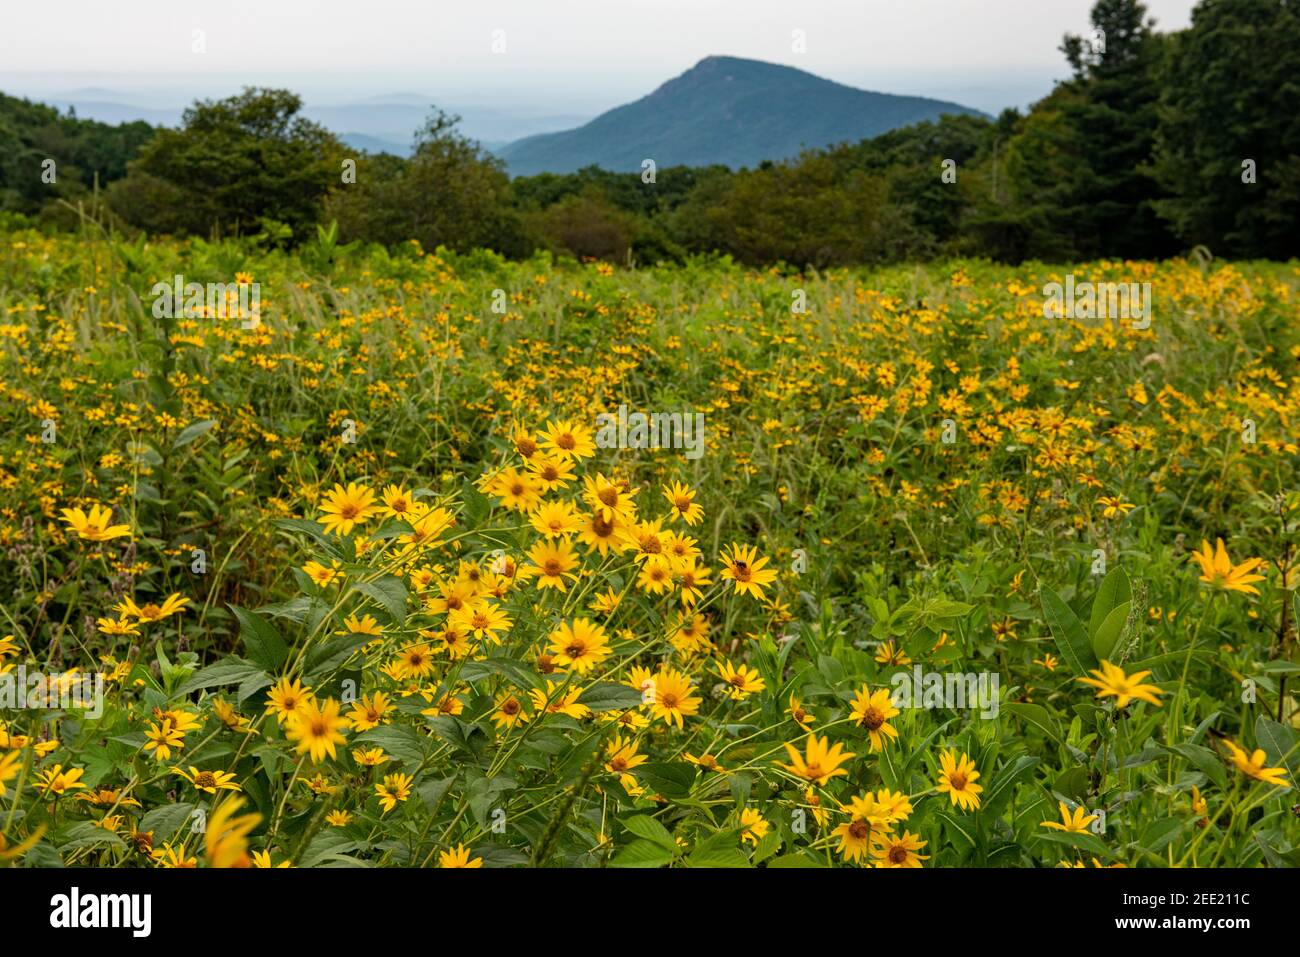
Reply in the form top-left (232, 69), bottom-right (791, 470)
top-left (539, 418), bottom-right (596, 461)
top-left (1222, 739), bottom-right (1290, 788)
top-left (205, 797), bottom-right (261, 868)
top-left (1190, 538), bottom-right (1266, 595)
top-left (0, 751), bottom-right (23, 798)
top-left (346, 691), bottom-right (394, 732)
top-left (583, 472), bottom-right (638, 523)
top-left (720, 543), bottom-right (778, 600)
top-left (375, 772), bottom-right (413, 813)
top-left (529, 684), bottom-right (592, 720)
top-left (173, 766), bottom-right (241, 794)
top-left (1040, 801), bottom-right (1097, 832)
top-left (116, 593), bottom-right (191, 623)
top-left (284, 698), bottom-right (349, 763)
top-left (35, 765), bottom-right (86, 797)
top-left (59, 504), bottom-right (131, 542)
top-left (663, 481), bottom-right (704, 525)
top-left (871, 830), bottom-right (929, 868)
top-left (439, 843), bottom-right (483, 868)
top-left (832, 793), bottom-right (893, 862)
top-left (519, 539), bottom-right (580, 593)
top-left (1077, 660), bottom-right (1166, 709)
top-left (936, 749), bottom-right (983, 811)
top-left (849, 685), bottom-right (900, 752)
top-left (644, 666), bottom-right (701, 728)
top-left (779, 734), bottom-right (855, 786)
top-left (717, 660), bottom-right (766, 700)
top-left (548, 618), bottom-right (611, 674)
top-left (317, 482), bottom-right (379, 536)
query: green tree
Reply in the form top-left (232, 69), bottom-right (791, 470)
top-left (1153, 0), bottom-right (1300, 258)
top-left (1056, 0), bottom-right (1175, 258)
top-left (523, 190), bottom-right (642, 263)
top-left (670, 152), bottom-right (921, 268)
top-left (957, 0), bottom-right (1174, 261)
top-left (107, 87), bottom-right (344, 238)
top-left (0, 93), bottom-right (154, 214)
top-left (326, 108), bottom-right (519, 255)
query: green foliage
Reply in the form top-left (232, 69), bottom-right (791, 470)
top-left (0, 92), bottom-right (154, 213)
top-left (106, 87), bottom-right (345, 238)
top-left (1153, 0), bottom-right (1300, 258)
top-left (325, 108), bottom-right (520, 255)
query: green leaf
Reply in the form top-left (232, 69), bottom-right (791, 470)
top-left (273, 517), bottom-right (338, 552)
top-left (237, 671), bottom-right (274, 703)
top-left (1254, 715), bottom-right (1300, 777)
top-left (1091, 601), bottom-right (1130, 662)
top-left (355, 725), bottom-right (429, 766)
top-left (299, 830), bottom-right (363, 868)
top-left (688, 831), bottom-right (751, 868)
top-left (635, 762), bottom-right (696, 799)
top-left (462, 479), bottom-right (491, 526)
top-left (231, 605), bottom-right (288, 672)
top-left (1041, 587), bottom-right (1098, 674)
top-left (459, 657), bottom-right (538, 691)
top-left (621, 815), bottom-right (677, 849)
top-left (610, 839), bottom-right (675, 868)
top-left (576, 682), bottom-right (644, 711)
top-left (174, 657), bottom-right (268, 698)
top-left (1089, 566), bottom-right (1132, 638)
top-left (1167, 743), bottom-right (1227, 790)
top-left (938, 812), bottom-right (977, 855)
top-left (172, 418), bottom-right (218, 449)
top-left (1253, 833), bottom-right (1294, 868)
top-left (1054, 766), bottom-right (1092, 803)
top-left (426, 716), bottom-right (483, 758)
top-left (58, 822), bottom-right (127, 852)
top-left (1036, 830), bottom-right (1113, 860)
top-left (417, 774), bottom-right (456, 810)
top-left (351, 575), bottom-right (410, 626)
top-left (1140, 816), bottom-right (1186, 853)
top-left (981, 755), bottom-right (1039, 819)
top-left (1255, 661), bottom-right (1300, 675)
top-left (1003, 702), bottom-right (1063, 743)
top-left (926, 598), bottom-right (975, 620)
top-left (138, 802), bottom-right (197, 843)
top-left (304, 631), bottom-right (372, 678)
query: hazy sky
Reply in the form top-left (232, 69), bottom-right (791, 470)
top-left (0, 0), bottom-right (1200, 115)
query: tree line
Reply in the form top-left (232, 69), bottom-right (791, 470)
top-left (1, 0), bottom-right (1296, 265)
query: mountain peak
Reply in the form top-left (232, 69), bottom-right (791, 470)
top-left (498, 56), bottom-right (985, 176)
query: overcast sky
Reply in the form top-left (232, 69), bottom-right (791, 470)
top-left (0, 0), bottom-right (1199, 115)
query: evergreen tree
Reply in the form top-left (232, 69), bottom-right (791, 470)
top-left (1153, 0), bottom-right (1300, 258)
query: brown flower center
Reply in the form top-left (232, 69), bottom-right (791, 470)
top-left (860, 707), bottom-right (884, 731)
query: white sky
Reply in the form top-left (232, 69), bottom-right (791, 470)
top-left (0, 0), bottom-right (1199, 114)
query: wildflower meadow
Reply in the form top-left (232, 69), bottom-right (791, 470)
top-left (1, 227), bottom-right (1297, 872)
